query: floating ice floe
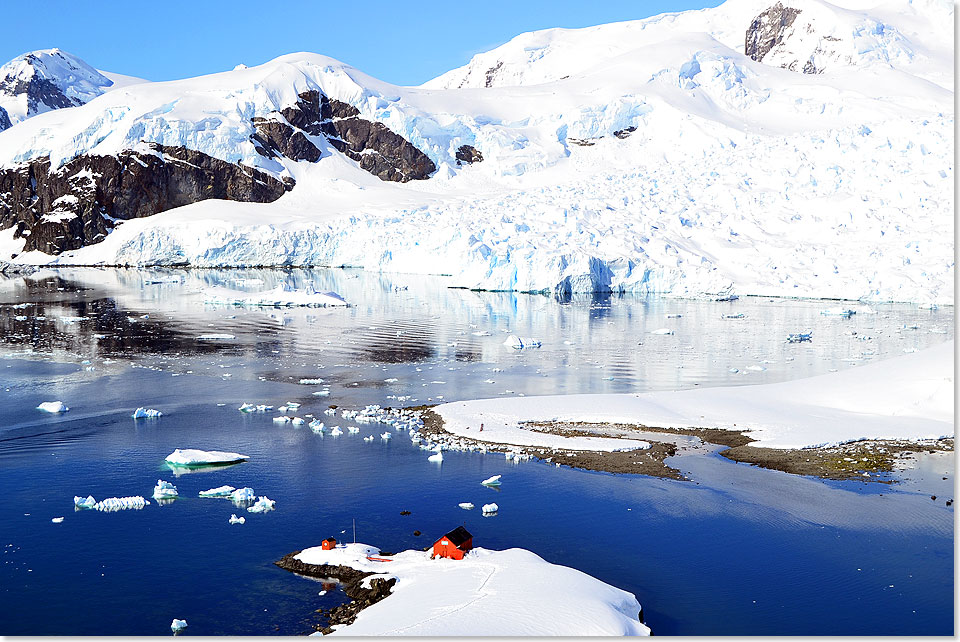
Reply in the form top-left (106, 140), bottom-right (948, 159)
top-left (239, 403), bottom-right (272, 413)
top-left (273, 416), bottom-right (291, 424)
top-left (821, 307), bottom-right (856, 318)
top-left (131, 407), bottom-right (163, 419)
top-left (649, 328), bottom-right (674, 335)
top-left (171, 619), bottom-right (187, 633)
top-left (51, 517), bottom-right (64, 523)
top-left (165, 449), bottom-right (249, 467)
top-left (230, 487), bottom-right (255, 502)
top-left (74, 495), bottom-right (96, 509)
top-left (330, 426), bottom-right (344, 436)
top-left (203, 284), bottom-right (349, 308)
top-left (482, 503), bottom-right (499, 515)
top-left (381, 432), bottom-right (392, 440)
top-left (347, 426), bottom-right (360, 434)
top-left (503, 335), bottom-right (541, 349)
top-left (323, 408), bottom-right (337, 416)
top-left (37, 401), bottom-right (69, 413)
top-left (247, 496), bottom-right (276, 513)
top-left (428, 452), bottom-right (443, 463)
top-left (309, 420), bottom-right (324, 432)
top-left (229, 514), bottom-right (245, 525)
top-left (312, 390), bottom-right (330, 396)
top-left (197, 333), bottom-right (236, 341)
top-left (459, 502), bottom-right (474, 510)
top-left (291, 417), bottom-right (305, 426)
top-left (96, 496), bottom-right (149, 511)
top-left (722, 313), bottom-right (745, 319)
top-left (199, 485), bottom-right (236, 498)
top-left (787, 332), bottom-right (813, 343)
top-left (299, 378), bottom-right (324, 384)
top-left (153, 480), bottom-right (178, 499)
top-left (481, 475), bottom-right (502, 487)
top-left (286, 402), bottom-right (301, 409)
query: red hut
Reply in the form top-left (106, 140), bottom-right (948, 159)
top-left (432, 526), bottom-right (473, 560)
top-left (321, 538), bottom-right (337, 550)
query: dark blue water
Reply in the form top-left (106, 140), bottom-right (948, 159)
top-left (0, 268), bottom-right (953, 635)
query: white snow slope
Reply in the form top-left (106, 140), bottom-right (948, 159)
top-left (0, 0), bottom-right (953, 303)
top-left (295, 543), bottom-right (650, 635)
top-left (435, 340), bottom-right (954, 449)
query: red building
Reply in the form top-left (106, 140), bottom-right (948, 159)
top-left (432, 526), bottom-right (473, 560)
top-left (321, 538), bottom-right (337, 550)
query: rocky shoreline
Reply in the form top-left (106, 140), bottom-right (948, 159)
top-left (417, 408), bottom-right (954, 483)
top-left (274, 550), bottom-right (397, 635)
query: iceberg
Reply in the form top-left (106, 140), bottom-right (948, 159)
top-left (459, 502), bottom-right (475, 510)
top-left (131, 407), bottom-right (162, 418)
top-left (291, 417), bottom-right (305, 425)
top-left (165, 449), bottom-right (249, 467)
top-left (381, 432), bottom-right (392, 440)
top-left (203, 285), bottom-right (348, 308)
top-left (273, 416), bottom-right (291, 424)
top-left (330, 426), bottom-right (343, 436)
top-left (481, 475), bottom-right (502, 487)
top-left (309, 420), bottom-right (325, 432)
top-left (229, 514), bottom-right (246, 525)
top-left (428, 452), bottom-right (443, 463)
top-left (37, 401), bottom-right (69, 413)
top-left (247, 496), bottom-right (276, 513)
top-left (197, 333), bottom-right (236, 340)
top-left (198, 485), bottom-right (236, 497)
top-left (482, 502), bottom-right (499, 514)
top-left (230, 487), bottom-right (255, 502)
top-left (821, 307), bottom-right (856, 318)
top-left (51, 517), bottom-right (64, 523)
top-left (363, 435), bottom-right (374, 442)
top-left (95, 496), bottom-right (148, 511)
top-left (152, 480), bottom-right (178, 499)
top-left (347, 426), bottom-right (360, 433)
top-left (171, 619), bottom-right (187, 633)
top-left (649, 328), bottom-right (675, 335)
top-left (787, 332), bottom-right (813, 343)
top-left (74, 495), bottom-right (96, 509)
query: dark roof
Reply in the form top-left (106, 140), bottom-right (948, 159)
top-left (439, 526), bottom-right (472, 547)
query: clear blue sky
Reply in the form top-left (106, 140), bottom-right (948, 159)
top-left (3, 0), bottom-right (722, 86)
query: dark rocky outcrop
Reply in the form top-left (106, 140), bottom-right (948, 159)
top-left (275, 550), bottom-right (397, 634)
top-left (745, 3), bottom-right (802, 63)
top-left (251, 90), bottom-right (436, 183)
top-left (0, 106), bottom-right (11, 132)
top-left (455, 144), bottom-right (483, 165)
top-left (0, 143), bottom-right (292, 255)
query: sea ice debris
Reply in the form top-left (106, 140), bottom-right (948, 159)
top-left (482, 503), bottom-right (499, 514)
top-left (199, 485), bottom-right (236, 497)
top-left (481, 475), bottom-right (502, 487)
top-left (165, 449), bottom-right (248, 466)
top-left (51, 517), bottom-right (64, 523)
top-left (247, 496), bottom-right (276, 513)
top-left (152, 480), bottom-right (178, 499)
top-left (428, 452), bottom-right (443, 463)
top-left (171, 619), bottom-right (187, 633)
top-left (229, 514), bottom-right (246, 525)
top-left (37, 401), bottom-right (69, 413)
top-left (74, 495), bottom-right (96, 509)
top-left (459, 502), bottom-right (474, 509)
top-left (131, 407), bottom-right (163, 419)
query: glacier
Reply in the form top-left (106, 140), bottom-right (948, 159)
top-left (0, 0), bottom-right (952, 303)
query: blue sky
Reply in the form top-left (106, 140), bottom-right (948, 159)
top-left (3, 0), bottom-right (722, 86)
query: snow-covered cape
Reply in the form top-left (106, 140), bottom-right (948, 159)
top-left (294, 542), bottom-right (650, 635)
top-left (0, 0), bottom-right (953, 303)
top-left (436, 340), bottom-right (954, 449)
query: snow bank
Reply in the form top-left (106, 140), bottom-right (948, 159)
top-left (164, 449), bottom-right (249, 466)
top-left (293, 543), bottom-right (649, 635)
top-left (435, 341), bottom-right (954, 449)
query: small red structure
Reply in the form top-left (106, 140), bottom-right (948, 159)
top-left (431, 526), bottom-right (473, 560)
top-left (321, 538), bottom-right (337, 550)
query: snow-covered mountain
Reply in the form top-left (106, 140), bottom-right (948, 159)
top-left (0, 0), bottom-right (953, 303)
top-left (0, 48), bottom-right (143, 130)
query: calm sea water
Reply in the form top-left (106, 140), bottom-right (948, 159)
top-left (0, 268), bottom-right (953, 635)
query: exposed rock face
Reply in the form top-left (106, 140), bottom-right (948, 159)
top-left (745, 3), bottom-right (803, 64)
top-left (455, 145), bottom-right (483, 165)
top-left (0, 144), bottom-right (292, 256)
top-left (251, 90), bottom-right (436, 182)
top-left (0, 106), bottom-right (10, 131)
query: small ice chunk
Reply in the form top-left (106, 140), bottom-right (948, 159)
top-left (384, 377), bottom-right (399, 383)
top-left (381, 432), bottom-right (392, 440)
top-left (286, 402), bottom-right (301, 409)
top-left (428, 452), bottom-right (443, 463)
top-left (165, 449), bottom-right (248, 466)
top-left (37, 401), bottom-right (69, 413)
top-left (459, 502), bottom-right (474, 510)
top-left (299, 378), bottom-right (324, 384)
top-left (197, 333), bottom-right (236, 340)
top-left (229, 514), bottom-right (246, 525)
top-left (291, 417), bottom-right (305, 426)
top-left (323, 408), bottom-right (337, 416)
top-left (247, 496), bottom-right (276, 513)
top-left (51, 517), bottom-right (64, 523)
top-left (330, 426), bottom-right (344, 436)
top-left (481, 475), bottom-right (502, 487)
top-left (153, 480), bottom-right (178, 499)
top-left (650, 328), bottom-right (675, 335)
top-left (482, 503), bottom-right (499, 514)
top-left (74, 495), bottom-right (96, 509)
top-left (273, 416), bottom-right (291, 424)
top-left (171, 619), bottom-right (188, 633)
top-left (309, 420), bottom-right (325, 432)
top-left (199, 485), bottom-right (236, 497)
top-left (503, 335), bottom-right (524, 349)
top-left (95, 496), bottom-right (148, 511)
top-left (131, 407), bottom-right (163, 419)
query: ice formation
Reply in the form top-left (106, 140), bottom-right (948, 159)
top-left (131, 407), bottom-right (162, 418)
top-left (246, 496), bottom-right (276, 513)
top-left (36, 401), bottom-right (69, 413)
top-left (165, 449), bottom-right (248, 466)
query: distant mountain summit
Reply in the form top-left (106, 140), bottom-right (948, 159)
top-left (0, 48), bottom-right (118, 130)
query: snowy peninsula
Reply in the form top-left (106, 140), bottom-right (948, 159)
top-left (282, 542), bottom-right (650, 635)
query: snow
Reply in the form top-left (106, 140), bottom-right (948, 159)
top-left (436, 340), bottom-right (953, 449)
top-left (0, 0), bottom-right (952, 304)
top-left (36, 401), bottom-right (68, 413)
top-left (131, 407), bottom-right (162, 418)
top-left (164, 449), bottom-right (249, 466)
top-left (293, 543), bottom-right (649, 635)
